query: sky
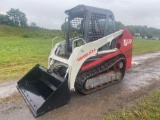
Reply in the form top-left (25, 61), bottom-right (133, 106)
top-left (0, 0), bottom-right (160, 29)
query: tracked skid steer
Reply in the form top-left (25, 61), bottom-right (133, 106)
top-left (17, 5), bottom-right (133, 117)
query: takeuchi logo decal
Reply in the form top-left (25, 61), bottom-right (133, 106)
top-left (77, 48), bottom-right (96, 62)
top-left (123, 39), bottom-right (132, 46)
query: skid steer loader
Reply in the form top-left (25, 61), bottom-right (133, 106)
top-left (17, 5), bottom-right (133, 117)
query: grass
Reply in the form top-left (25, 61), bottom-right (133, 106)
top-left (0, 37), bottom-right (61, 81)
top-left (0, 38), bottom-right (160, 81)
top-left (0, 24), bottom-right (63, 38)
top-left (0, 25), bottom-right (159, 82)
top-left (0, 25), bottom-right (64, 81)
top-left (103, 89), bottom-right (160, 120)
top-left (133, 39), bottom-right (160, 55)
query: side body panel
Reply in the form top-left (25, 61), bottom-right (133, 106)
top-left (81, 28), bottom-right (133, 72)
top-left (116, 28), bottom-right (133, 70)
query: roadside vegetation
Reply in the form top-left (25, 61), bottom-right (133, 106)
top-left (0, 24), bottom-right (63, 38)
top-left (103, 89), bottom-right (160, 120)
top-left (0, 25), bottom-right (160, 81)
top-left (0, 37), bottom-right (60, 81)
top-left (0, 25), bottom-right (64, 81)
top-left (133, 39), bottom-right (160, 55)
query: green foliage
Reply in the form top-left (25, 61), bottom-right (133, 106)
top-left (115, 21), bottom-right (160, 38)
top-left (0, 14), bottom-right (11, 24)
top-left (0, 25), bottom-right (159, 81)
top-left (0, 36), bottom-right (160, 82)
top-left (115, 21), bottom-right (125, 30)
top-left (61, 22), bottom-right (68, 32)
top-left (0, 24), bottom-right (63, 38)
top-left (0, 25), bottom-right (64, 81)
top-left (133, 39), bottom-right (160, 55)
top-left (0, 37), bottom-right (62, 81)
top-left (0, 8), bottom-right (28, 27)
top-left (22, 34), bottom-right (29, 38)
top-left (30, 22), bottom-right (37, 28)
top-left (6, 8), bottom-right (28, 26)
top-left (61, 21), bottom-right (82, 39)
top-left (103, 89), bottom-right (160, 120)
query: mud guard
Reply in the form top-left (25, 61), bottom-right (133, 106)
top-left (17, 64), bottom-right (70, 117)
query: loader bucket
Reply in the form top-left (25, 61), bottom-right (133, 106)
top-left (17, 64), bottom-right (70, 117)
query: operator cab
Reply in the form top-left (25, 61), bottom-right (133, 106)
top-left (64, 5), bottom-right (116, 55)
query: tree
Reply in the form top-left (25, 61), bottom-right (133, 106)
top-left (19, 12), bottom-right (28, 27)
top-left (30, 22), bottom-right (37, 27)
top-left (61, 22), bottom-right (68, 32)
top-left (115, 21), bottom-right (125, 30)
top-left (6, 8), bottom-right (28, 26)
top-left (0, 14), bottom-right (11, 24)
top-left (60, 20), bottom-right (160, 38)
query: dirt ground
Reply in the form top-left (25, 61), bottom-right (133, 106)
top-left (0, 52), bottom-right (160, 120)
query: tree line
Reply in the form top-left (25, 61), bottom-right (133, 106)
top-left (1, 8), bottom-right (160, 37)
top-left (0, 8), bottom-right (38, 27)
top-left (61, 21), bottom-right (160, 38)
top-left (115, 21), bottom-right (160, 38)
top-left (0, 8), bottom-right (28, 27)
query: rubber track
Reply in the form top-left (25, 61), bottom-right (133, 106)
top-left (75, 56), bottom-right (125, 94)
